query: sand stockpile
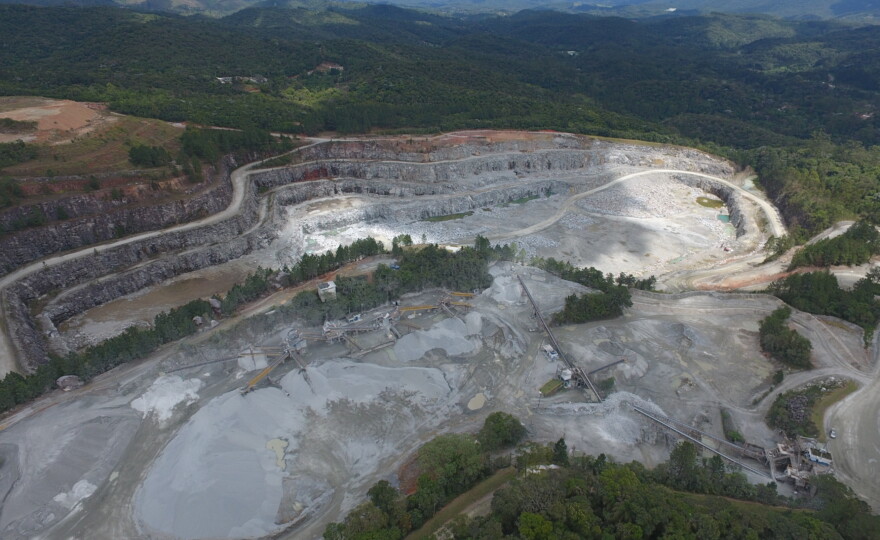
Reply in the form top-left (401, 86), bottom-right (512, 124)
top-left (135, 359), bottom-right (453, 540)
top-left (393, 317), bottom-right (476, 362)
top-left (130, 375), bottom-right (202, 423)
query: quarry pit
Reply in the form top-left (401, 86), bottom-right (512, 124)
top-left (0, 130), bottom-right (877, 539)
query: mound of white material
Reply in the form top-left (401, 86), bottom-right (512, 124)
top-left (465, 311), bottom-right (482, 335)
top-left (136, 360), bottom-right (452, 540)
top-left (130, 375), bottom-right (203, 422)
top-left (238, 348), bottom-right (269, 371)
top-left (393, 317), bottom-right (475, 362)
top-left (484, 274), bottom-right (523, 305)
top-left (53, 480), bottom-right (97, 509)
top-left (542, 392), bottom-right (663, 446)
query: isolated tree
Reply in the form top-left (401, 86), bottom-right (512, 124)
top-left (478, 412), bottom-right (526, 451)
top-left (552, 438), bottom-right (569, 466)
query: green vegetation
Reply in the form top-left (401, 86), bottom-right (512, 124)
top-left (507, 194), bottom-right (539, 205)
top-left (789, 221), bottom-right (880, 270)
top-left (0, 176), bottom-right (23, 208)
top-left (0, 118), bottom-right (36, 134)
top-left (720, 408), bottom-right (745, 444)
top-left (477, 412), bottom-right (527, 452)
top-left (766, 381), bottom-right (850, 438)
top-left (759, 306), bottom-right (813, 369)
top-left (539, 379), bottom-right (563, 396)
top-left (811, 381), bottom-right (858, 442)
top-left (405, 467), bottom-right (516, 540)
top-left (128, 144), bottom-right (172, 167)
top-left (1, 5), bottom-right (880, 238)
top-left (696, 196), bottom-right (725, 208)
top-left (0, 140), bottom-right (38, 168)
top-left (553, 288), bottom-right (632, 324)
top-left (422, 211), bottom-right (473, 222)
top-left (768, 270), bottom-right (880, 343)
top-left (325, 413), bottom-right (525, 539)
top-left (330, 437), bottom-right (879, 540)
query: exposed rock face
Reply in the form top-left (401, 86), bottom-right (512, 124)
top-left (0, 163), bottom-right (235, 276)
top-left (1, 133), bottom-right (738, 372)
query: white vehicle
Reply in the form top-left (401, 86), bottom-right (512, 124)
top-left (542, 344), bottom-right (559, 361)
top-left (829, 428), bottom-right (837, 439)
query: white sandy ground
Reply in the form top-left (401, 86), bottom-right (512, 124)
top-left (135, 360), bottom-right (453, 539)
top-left (52, 480), bottom-right (97, 510)
top-left (130, 375), bottom-right (203, 423)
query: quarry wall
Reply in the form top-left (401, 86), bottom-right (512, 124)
top-left (1, 136), bottom-right (738, 371)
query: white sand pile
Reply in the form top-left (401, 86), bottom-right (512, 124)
top-left (393, 317), bottom-right (476, 362)
top-left (484, 274), bottom-right (524, 305)
top-left (465, 311), bottom-right (482, 335)
top-left (135, 360), bottom-right (453, 540)
top-left (130, 375), bottom-right (203, 422)
top-left (53, 480), bottom-right (97, 509)
top-left (238, 348), bottom-right (269, 371)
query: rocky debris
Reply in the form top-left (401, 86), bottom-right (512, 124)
top-left (55, 374), bottom-right (84, 391)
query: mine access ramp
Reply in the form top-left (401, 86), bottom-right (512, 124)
top-left (516, 274), bottom-right (601, 401)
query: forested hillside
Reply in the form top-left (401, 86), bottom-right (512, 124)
top-left (2, 4), bottom-right (880, 232)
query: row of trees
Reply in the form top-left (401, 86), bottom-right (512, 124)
top-left (789, 220), bottom-right (880, 270)
top-left (553, 288), bottom-right (632, 325)
top-left (759, 306), bottom-right (813, 369)
top-left (0, 235), bottom-right (503, 412)
top-left (128, 144), bottom-right (172, 168)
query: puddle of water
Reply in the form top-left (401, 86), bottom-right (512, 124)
top-left (467, 392), bottom-right (487, 411)
top-left (717, 214), bottom-right (730, 223)
top-left (266, 438), bottom-right (289, 471)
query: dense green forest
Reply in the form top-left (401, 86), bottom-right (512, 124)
top-left (768, 269), bottom-right (880, 342)
top-left (327, 431), bottom-right (879, 540)
top-left (3, 5), bottom-right (880, 232)
top-left (789, 221), bottom-right (880, 270)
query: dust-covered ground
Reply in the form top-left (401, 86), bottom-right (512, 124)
top-left (2, 261), bottom-right (873, 539)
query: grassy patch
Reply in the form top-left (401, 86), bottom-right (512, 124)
top-left (540, 379), bottom-right (563, 396)
top-left (509, 194), bottom-right (539, 205)
top-left (3, 115), bottom-right (182, 177)
top-left (811, 381), bottom-right (858, 442)
top-left (423, 211), bottom-right (473, 222)
top-left (260, 153), bottom-right (295, 169)
top-left (696, 196), bottom-right (725, 208)
top-left (405, 467), bottom-right (516, 540)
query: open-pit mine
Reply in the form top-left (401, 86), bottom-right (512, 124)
top-left (0, 130), bottom-right (878, 539)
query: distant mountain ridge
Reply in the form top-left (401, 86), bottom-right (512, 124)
top-left (1, 0), bottom-right (879, 20)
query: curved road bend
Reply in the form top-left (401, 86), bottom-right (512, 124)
top-left (492, 169), bottom-right (785, 243)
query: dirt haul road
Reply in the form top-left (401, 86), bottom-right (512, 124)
top-left (492, 170), bottom-right (785, 243)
